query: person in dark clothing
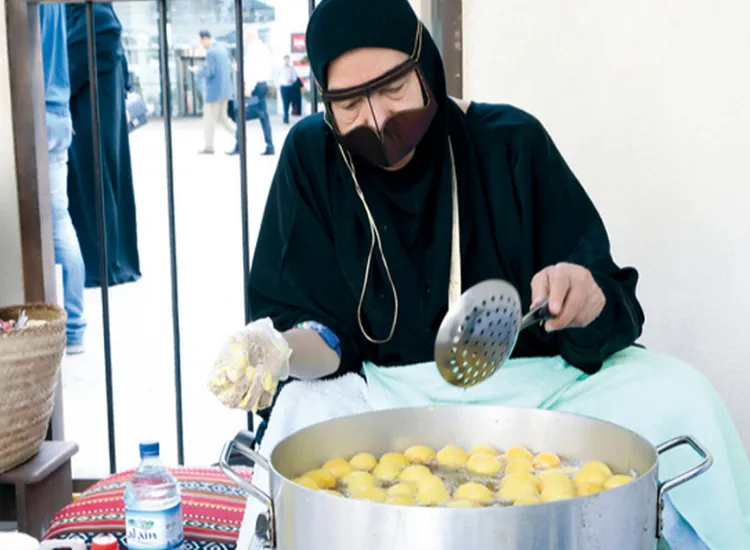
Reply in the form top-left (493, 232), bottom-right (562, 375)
top-left (276, 55), bottom-right (298, 124)
top-left (212, 2), bottom-right (750, 547)
top-left (65, 3), bottom-right (141, 288)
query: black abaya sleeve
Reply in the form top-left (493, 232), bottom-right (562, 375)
top-left (248, 122), bottom-right (365, 376)
top-left (528, 118), bottom-right (645, 373)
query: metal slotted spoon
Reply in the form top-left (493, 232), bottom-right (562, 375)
top-left (435, 279), bottom-right (554, 388)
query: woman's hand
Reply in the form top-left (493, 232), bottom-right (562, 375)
top-left (208, 318), bottom-right (291, 413)
top-left (530, 263), bottom-right (606, 332)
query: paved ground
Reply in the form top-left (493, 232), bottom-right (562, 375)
top-left (61, 114), bottom-right (298, 479)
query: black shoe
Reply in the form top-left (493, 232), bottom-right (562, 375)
top-left (262, 147), bottom-right (275, 156)
top-left (226, 148), bottom-right (239, 156)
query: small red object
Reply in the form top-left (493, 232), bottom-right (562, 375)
top-left (91, 535), bottom-right (120, 550)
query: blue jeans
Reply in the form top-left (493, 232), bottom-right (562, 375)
top-left (48, 111), bottom-right (87, 346)
top-left (234, 82), bottom-right (274, 151)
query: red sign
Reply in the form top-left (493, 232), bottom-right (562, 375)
top-left (291, 33), bottom-right (306, 53)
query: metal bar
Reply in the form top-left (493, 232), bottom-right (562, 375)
top-left (235, 0), bottom-right (250, 327)
top-left (85, 1), bottom-right (117, 474)
top-left (234, 0), bottom-right (254, 434)
top-left (157, 0), bottom-right (186, 465)
top-left (308, 0), bottom-right (318, 113)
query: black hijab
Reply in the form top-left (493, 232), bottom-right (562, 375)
top-left (249, 0), bottom-right (644, 376)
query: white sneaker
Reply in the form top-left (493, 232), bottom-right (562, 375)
top-left (66, 344), bottom-right (85, 355)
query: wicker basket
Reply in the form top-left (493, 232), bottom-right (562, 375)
top-left (0, 303), bottom-right (66, 473)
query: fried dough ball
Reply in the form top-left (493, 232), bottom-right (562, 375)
top-left (373, 462), bottom-right (402, 482)
top-left (537, 471), bottom-right (572, 490)
top-left (300, 469), bottom-right (336, 489)
top-left (386, 494), bottom-right (416, 506)
top-left (379, 452), bottom-right (409, 470)
top-left (604, 474), bottom-right (635, 490)
top-left (453, 482), bottom-right (494, 504)
top-left (504, 446), bottom-right (533, 461)
top-left (504, 458), bottom-right (534, 474)
top-left (416, 484), bottom-right (451, 505)
top-left (323, 458), bottom-right (354, 479)
top-left (293, 477), bottom-right (319, 490)
top-left (576, 482), bottom-right (604, 496)
top-left (540, 477), bottom-right (575, 502)
top-left (501, 471), bottom-right (540, 489)
top-left (388, 482), bottom-right (416, 498)
top-left (404, 445), bottom-right (437, 464)
top-left (466, 453), bottom-right (504, 476)
top-left (436, 445), bottom-right (469, 469)
top-left (532, 451), bottom-right (562, 470)
top-left (470, 444), bottom-right (499, 457)
top-left (497, 481), bottom-right (539, 503)
top-left (398, 465), bottom-right (433, 483)
top-left (349, 452), bottom-right (378, 472)
top-left (342, 471), bottom-right (377, 495)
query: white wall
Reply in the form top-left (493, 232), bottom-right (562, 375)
top-left (464, 0), bottom-right (750, 449)
top-left (0, 0), bottom-right (25, 307)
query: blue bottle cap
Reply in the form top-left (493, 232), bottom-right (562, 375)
top-left (139, 441), bottom-right (160, 458)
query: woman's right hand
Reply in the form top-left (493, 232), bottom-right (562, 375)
top-left (208, 318), bottom-right (292, 413)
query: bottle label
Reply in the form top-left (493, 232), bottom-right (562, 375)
top-left (125, 502), bottom-right (184, 550)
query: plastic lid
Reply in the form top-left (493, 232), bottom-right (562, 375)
top-left (91, 534), bottom-right (120, 550)
top-left (139, 441), bottom-right (160, 458)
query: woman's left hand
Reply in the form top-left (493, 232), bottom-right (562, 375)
top-left (530, 263), bottom-right (606, 332)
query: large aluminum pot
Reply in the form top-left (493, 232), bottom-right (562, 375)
top-left (220, 405), bottom-right (712, 550)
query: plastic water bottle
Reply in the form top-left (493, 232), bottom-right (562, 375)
top-left (124, 441), bottom-right (184, 550)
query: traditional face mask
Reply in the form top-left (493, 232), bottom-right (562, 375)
top-left (321, 24), bottom-right (436, 168)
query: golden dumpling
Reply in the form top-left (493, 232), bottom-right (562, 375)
top-left (445, 499), bottom-right (481, 508)
top-left (466, 453), bottom-right (504, 476)
top-left (469, 444), bottom-right (499, 457)
top-left (532, 451), bottom-right (562, 470)
top-left (578, 461), bottom-right (613, 479)
top-left (416, 484), bottom-right (451, 505)
top-left (453, 482), bottom-right (494, 504)
top-left (504, 458), bottom-right (534, 474)
top-left (386, 494), bottom-right (416, 506)
top-left (576, 482), bottom-right (604, 496)
top-left (379, 452), bottom-right (409, 470)
top-left (343, 471), bottom-right (377, 492)
top-left (354, 486), bottom-right (388, 503)
top-left (604, 474), bottom-right (635, 490)
top-left (573, 468), bottom-right (608, 486)
top-left (293, 476), bottom-right (319, 490)
top-left (417, 474), bottom-right (447, 491)
top-left (398, 464), bottom-right (433, 483)
top-left (321, 489), bottom-right (343, 497)
top-left (436, 445), bottom-right (469, 469)
top-left (501, 471), bottom-right (540, 489)
top-left (537, 471), bottom-right (572, 490)
top-left (388, 482), bottom-right (416, 498)
top-left (497, 481), bottom-right (539, 503)
top-left (323, 458), bottom-right (354, 478)
top-left (301, 469), bottom-right (337, 489)
top-left (404, 445), bottom-right (437, 464)
top-left (514, 496), bottom-right (541, 506)
top-left (373, 462), bottom-right (402, 482)
top-left (541, 479), bottom-right (575, 502)
top-left (349, 452), bottom-right (378, 472)
top-left (504, 446), bottom-right (533, 461)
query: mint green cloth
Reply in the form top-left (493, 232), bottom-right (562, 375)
top-left (363, 347), bottom-right (750, 549)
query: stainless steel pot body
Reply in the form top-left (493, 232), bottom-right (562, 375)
top-left (220, 405), bottom-right (711, 550)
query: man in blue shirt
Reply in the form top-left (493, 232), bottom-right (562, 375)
top-left (40, 3), bottom-right (87, 353)
top-left (191, 30), bottom-right (236, 154)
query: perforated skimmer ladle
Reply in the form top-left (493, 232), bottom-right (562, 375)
top-left (435, 279), bottom-right (554, 388)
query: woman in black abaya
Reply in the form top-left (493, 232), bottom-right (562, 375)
top-left (212, 0), bottom-right (750, 548)
top-left (66, 3), bottom-right (141, 287)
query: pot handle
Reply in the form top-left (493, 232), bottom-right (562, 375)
top-left (655, 435), bottom-right (714, 536)
top-left (219, 430), bottom-right (273, 509)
